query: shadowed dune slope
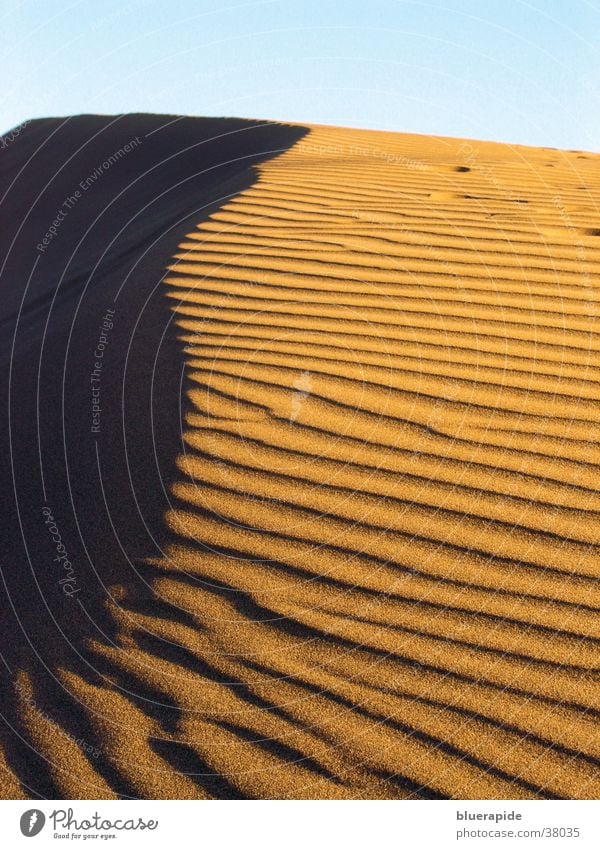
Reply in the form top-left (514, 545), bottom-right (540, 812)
top-left (2, 117), bottom-right (600, 799)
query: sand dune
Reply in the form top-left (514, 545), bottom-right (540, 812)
top-left (2, 116), bottom-right (600, 799)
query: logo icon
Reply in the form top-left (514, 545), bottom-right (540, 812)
top-left (20, 810), bottom-right (45, 837)
top-left (290, 370), bottom-right (312, 421)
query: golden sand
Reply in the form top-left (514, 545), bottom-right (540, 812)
top-left (11, 124), bottom-right (600, 799)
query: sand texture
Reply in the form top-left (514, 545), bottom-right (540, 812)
top-left (2, 116), bottom-right (600, 799)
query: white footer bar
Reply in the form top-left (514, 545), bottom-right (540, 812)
top-left (0, 799), bottom-right (597, 847)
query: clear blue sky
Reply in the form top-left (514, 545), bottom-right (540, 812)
top-left (3, 0), bottom-right (600, 150)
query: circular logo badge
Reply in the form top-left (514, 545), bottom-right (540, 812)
top-left (19, 810), bottom-right (46, 837)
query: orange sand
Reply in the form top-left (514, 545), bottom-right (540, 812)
top-left (8, 123), bottom-right (600, 799)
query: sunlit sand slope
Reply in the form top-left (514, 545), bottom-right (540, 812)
top-left (115, 125), bottom-right (600, 799)
top-left (7, 119), bottom-right (600, 800)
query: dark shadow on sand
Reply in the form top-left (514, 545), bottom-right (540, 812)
top-left (0, 114), bottom-right (307, 797)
